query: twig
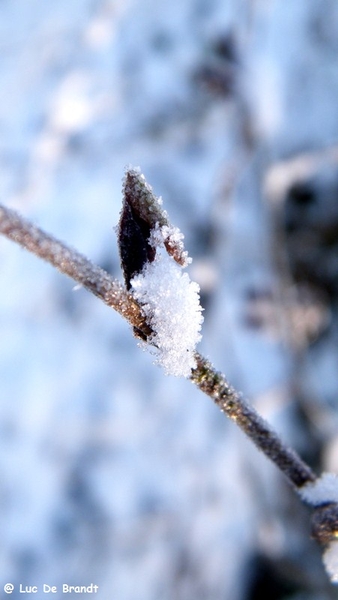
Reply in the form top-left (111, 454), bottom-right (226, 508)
top-left (191, 353), bottom-right (316, 488)
top-left (0, 202), bottom-right (316, 487)
top-left (0, 204), bottom-right (152, 338)
top-left (1, 193), bottom-right (338, 581)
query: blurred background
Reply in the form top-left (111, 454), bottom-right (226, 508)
top-left (1, 0), bottom-right (338, 598)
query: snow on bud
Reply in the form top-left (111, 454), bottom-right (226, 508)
top-left (299, 473), bottom-right (338, 584)
top-left (131, 251), bottom-right (203, 377)
top-left (118, 166), bottom-right (203, 377)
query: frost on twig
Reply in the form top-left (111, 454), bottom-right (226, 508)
top-left (191, 353), bottom-right (316, 488)
top-left (118, 166), bottom-right (203, 377)
top-left (0, 204), bottom-right (152, 338)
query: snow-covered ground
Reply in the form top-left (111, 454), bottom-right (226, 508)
top-left (1, 1), bottom-right (338, 598)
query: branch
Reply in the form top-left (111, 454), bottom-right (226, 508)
top-left (0, 204), bottom-right (152, 338)
top-left (1, 174), bottom-right (338, 583)
top-left (191, 353), bottom-right (315, 488)
top-left (0, 200), bottom-right (316, 486)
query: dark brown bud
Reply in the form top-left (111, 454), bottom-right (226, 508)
top-left (311, 503), bottom-right (338, 546)
top-left (118, 198), bottom-right (155, 290)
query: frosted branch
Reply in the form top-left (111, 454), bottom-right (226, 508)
top-left (0, 204), bottom-right (151, 338)
top-left (1, 170), bottom-right (338, 583)
top-left (0, 201), bottom-right (314, 488)
top-left (191, 353), bottom-right (316, 488)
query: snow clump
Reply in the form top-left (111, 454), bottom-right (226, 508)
top-left (299, 472), bottom-right (338, 506)
top-left (299, 472), bottom-right (338, 584)
top-left (130, 249), bottom-right (203, 378)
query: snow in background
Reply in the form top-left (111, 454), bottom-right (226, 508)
top-left (1, 1), bottom-right (338, 598)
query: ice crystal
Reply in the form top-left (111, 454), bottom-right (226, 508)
top-left (149, 223), bottom-right (191, 267)
top-left (130, 250), bottom-right (203, 377)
